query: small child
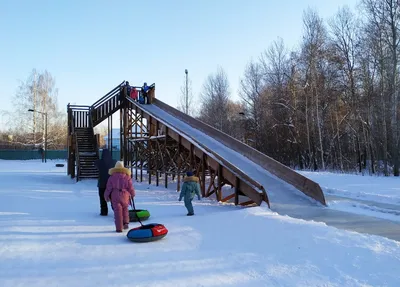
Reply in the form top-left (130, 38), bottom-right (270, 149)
top-left (104, 161), bottom-right (136, 232)
top-left (179, 171), bottom-right (201, 216)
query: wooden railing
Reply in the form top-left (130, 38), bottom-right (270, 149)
top-left (67, 105), bottom-right (90, 129)
top-left (67, 114), bottom-right (76, 178)
top-left (90, 81), bottom-right (125, 126)
top-left (75, 134), bottom-right (80, 182)
top-left (91, 81), bottom-right (125, 109)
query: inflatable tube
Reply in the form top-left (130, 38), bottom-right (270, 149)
top-left (129, 209), bottom-right (150, 222)
top-left (127, 223), bottom-right (168, 243)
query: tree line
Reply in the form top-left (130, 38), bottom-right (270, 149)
top-left (182, 1), bottom-right (400, 176)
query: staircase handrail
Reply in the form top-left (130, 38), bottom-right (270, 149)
top-left (89, 107), bottom-right (100, 163)
top-left (91, 81), bottom-right (125, 110)
top-left (68, 105), bottom-right (91, 110)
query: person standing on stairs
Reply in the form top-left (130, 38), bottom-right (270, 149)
top-left (94, 149), bottom-right (117, 216)
top-left (179, 171), bottom-right (201, 216)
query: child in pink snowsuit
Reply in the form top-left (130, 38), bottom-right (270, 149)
top-left (104, 161), bottom-right (136, 232)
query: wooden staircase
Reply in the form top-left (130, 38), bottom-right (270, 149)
top-left (75, 127), bottom-right (99, 179)
top-left (67, 82), bottom-right (125, 181)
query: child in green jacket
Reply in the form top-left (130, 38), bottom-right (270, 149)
top-left (179, 171), bottom-right (201, 216)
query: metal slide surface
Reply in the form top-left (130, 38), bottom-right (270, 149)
top-left (132, 100), bottom-right (400, 241)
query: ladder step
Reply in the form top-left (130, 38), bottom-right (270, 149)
top-left (79, 152), bottom-right (96, 155)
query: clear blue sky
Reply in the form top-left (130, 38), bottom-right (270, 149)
top-left (0, 0), bottom-right (359, 128)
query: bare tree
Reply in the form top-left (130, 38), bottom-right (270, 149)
top-left (4, 69), bottom-right (67, 149)
top-left (300, 8), bottom-right (328, 170)
top-left (328, 6), bottom-right (362, 171)
top-left (261, 38), bottom-right (297, 164)
top-left (175, 3), bottom-right (400, 175)
top-left (360, 0), bottom-right (400, 175)
top-left (239, 59), bottom-right (266, 150)
top-left (261, 37), bottom-right (289, 92)
top-left (199, 67), bottom-right (231, 132)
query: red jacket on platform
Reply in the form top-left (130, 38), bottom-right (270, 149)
top-left (130, 89), bottom-right (138, 100)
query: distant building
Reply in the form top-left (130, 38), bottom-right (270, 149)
top-left (103, 129), bottom-right (121, 150)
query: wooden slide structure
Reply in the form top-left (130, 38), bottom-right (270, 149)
top-left (67, 82), bottom-right (326, 208)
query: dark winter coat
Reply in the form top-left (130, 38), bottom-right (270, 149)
top-left (94, 149), bottom-right (117, 188)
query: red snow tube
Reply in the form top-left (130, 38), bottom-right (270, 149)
top-left (127, 223), bottom-right (168, 242)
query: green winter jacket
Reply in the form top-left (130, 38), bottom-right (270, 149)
top-left (179, 176), bottom-right (201, 201)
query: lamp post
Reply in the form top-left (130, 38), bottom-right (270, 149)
top-left (28, 109), bottom-right (47, 163)
top-left (185, 69), bottom-right (188, 114)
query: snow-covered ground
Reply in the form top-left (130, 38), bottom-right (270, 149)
top-left (299, 171), bottom-right (400, 224)
top-left (136, 103), bottom-right (400, 239)
top-left (299, 171), bottom-right (400, 206)
top-left (1, 160), bottom-right (400, 286)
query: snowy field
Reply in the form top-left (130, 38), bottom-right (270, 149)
top-left (1, 160), bottom-right (400, 287)
top-left (299, 171), bottom-right (400, 223)
top-left (299, 171), bottom-right (400, 206)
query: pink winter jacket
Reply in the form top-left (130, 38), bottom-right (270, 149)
top-left (104, 172), bottom-right (135, 206)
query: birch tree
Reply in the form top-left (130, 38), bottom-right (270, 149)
top-left (300, 8), bottom-right (328, 170)
top-left (361, 0), bottom-right (400, 175)
top-left (6, 69), bottom-right (67, 148)
top-left (328, 6), bottom-right (362, 171)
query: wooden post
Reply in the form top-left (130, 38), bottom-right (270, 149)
top-left (140, 110), bottom-right (144, 183)
top-left (190, 143), bottom-right (194, 170)
top-left (201, 153), bottom-right (206, 197)
top-left (177, 135), bottom-right (181, 192)
top-left (148, 86), bottom-right (155, 104)
top-left (120, 107), bottom-right (123, 161)
top-left (135, 105), bottom-right (138, 181)
top-left (148, 116), bottom-right (152, 185)
top-left (164, 126), bottom-right (168, 189)
top-left (235, 177), bottom-right (240, 205)
top-left (217, 164), bottom-right (222, 201)
top-left (123, 105), bottom-right (129, 166)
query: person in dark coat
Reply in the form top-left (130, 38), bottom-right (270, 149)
top-left (94, 148), bottom-right (117, 216)
top-left (38, 146), bottom-right (44, 162)
top-left (125, 81), bottom-right (131, 97)
top-left (141, 82), bottom-right (150, 104)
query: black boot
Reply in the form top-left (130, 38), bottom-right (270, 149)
top-left (99, 187), bottom-right (108, 216)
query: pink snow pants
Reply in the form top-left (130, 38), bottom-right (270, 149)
top-left (111, 191), bottom-right (130, 231)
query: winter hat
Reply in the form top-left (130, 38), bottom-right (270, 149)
top-left (109, 161), bottom-right (131, 176)
top-left (186, 171), bottom-right (193, 177)
top-left (114, 161), bottom-right (124, 169)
